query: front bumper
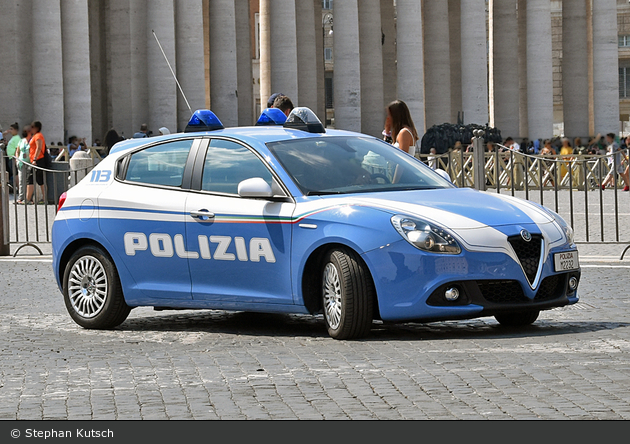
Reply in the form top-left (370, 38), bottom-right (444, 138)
top-left (362, 239), bottom-right (580, 322)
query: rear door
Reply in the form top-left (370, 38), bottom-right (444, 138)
top-left (98, 138), bottom-right (201, 301)
top-left (184, 138), bottom-right (296, 305)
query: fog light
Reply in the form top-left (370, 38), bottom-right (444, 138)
top-left (568, 277), bottom-right (578, 291)
top-left (445, 288), bottom-right (460, 302)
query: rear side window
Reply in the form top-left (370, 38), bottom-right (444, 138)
top-left (125, 140), bottom-right (194, 188)
top-left (201, 139), bottom-right (273, 195)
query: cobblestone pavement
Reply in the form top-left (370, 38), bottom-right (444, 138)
top-left (0, 247), bottom-right (629, 420)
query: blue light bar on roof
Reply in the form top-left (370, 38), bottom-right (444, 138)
top-left (185, 109), bottom-right (224, 133)
top-left (256, 108), bottom-right (288, 126)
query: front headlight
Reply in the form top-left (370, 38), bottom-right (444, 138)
top-left (539, 206), bottom-right (574, 244)
top-left (391, 215), bottom-right (461, 254)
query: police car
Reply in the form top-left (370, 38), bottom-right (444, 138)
top-left (52, 108), bottom-right (581, 339)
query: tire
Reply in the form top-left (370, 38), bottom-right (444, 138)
top-left (63, 245), bottom-right (131, 329)
top-left (495, 310), bottom-right (540, 327)
top-left (321, 248), bottom-right (374, 340)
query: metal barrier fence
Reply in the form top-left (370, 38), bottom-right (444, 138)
top-left (0, 149), bottom-right (95, 256)
top-left (3, 143), bottom-right (630, 255)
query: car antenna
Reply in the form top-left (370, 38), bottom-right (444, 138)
top-left (152, 29), bottom-right (193, 116)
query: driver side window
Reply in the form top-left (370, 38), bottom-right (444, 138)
top-left (202, 139), bottom-right (273, 195)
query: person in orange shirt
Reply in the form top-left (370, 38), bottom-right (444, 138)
top-left (26, 121), bottom-right (47, 204)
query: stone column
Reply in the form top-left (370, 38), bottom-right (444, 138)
top-left (259, 0), bottom-right (271, 107)
top-left (358, 0), bottom-right (384, 137)
top-left (107, 0), bottom-right (133, 138)
top-left (526, 0), bottom-right (553, 141)
top-left (562, 0), bottom-right (589, 139)
top-left (235, 0), bottom-right (253, 126)
top-left (32, 0), bottom-right (65, 143)
top-left (295, 0), bottom-right (318, 113)
top-left (314, 0), bottom-right (326, 122)
top-left (592, 0), bottom-right (619, 135)
top-left (518, 0), bottom-right (528, 139)
top-left (449, 0), bottom-right (463, 124)
top-left (423, 1), bottom-right (451, 128)
top-left (61, 0), bottom-right (93, 144)
top-left (88, 0), bottom-right (108, 142)
top-left (130, 0), bottom-right (149, 134)
top-left (333, 0), bottom-right (361, 132)
top-left (147, 0), bottom-right (178, 135)
top-left (0, 1), bottom-right (33, 129)
top-left (269, 0), bottom-right (299, 102)
top-left (208, 0), bottom-right (239, 127)
top-left (489, 0), bottom-right (519, 139)
top-left (381, 0), bottom-right (397, 110)
top-left (175, 0), bottom-right (207, 132)
top-left (460, 0), bottom-right (489, 126)
top-left (396, 0), bottom-right (425, 134)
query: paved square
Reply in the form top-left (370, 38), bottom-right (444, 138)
top-left (0, 247), bottom-right (629, 420)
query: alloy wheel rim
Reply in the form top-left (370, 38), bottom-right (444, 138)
top-left (68, 256), bottom-right (108, 319)
top-left (323, 263), bottom-right (342, 330)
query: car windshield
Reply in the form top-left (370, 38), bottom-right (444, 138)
top-left (267, 136), bottom-right (453, 196)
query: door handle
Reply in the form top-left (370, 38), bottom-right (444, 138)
top-left (190, 210), bottom-right (215, 221)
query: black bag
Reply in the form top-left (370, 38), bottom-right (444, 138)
top-left (43, 148), bottom-right (53, 169)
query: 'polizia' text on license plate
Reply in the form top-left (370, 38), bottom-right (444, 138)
top-left (554, 251), bottom-right (579, 272)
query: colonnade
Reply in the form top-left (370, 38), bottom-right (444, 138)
top-left (0, 0), bottom-right (622, 145)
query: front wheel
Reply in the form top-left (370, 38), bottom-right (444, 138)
top-left (321, 248), bottom-right (374, 340)
top-left (495, 310), bottom-right (540, 327)
top-left (63, 245), bottom-right (131, 329)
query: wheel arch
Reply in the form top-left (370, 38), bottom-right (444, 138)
top-left (301, 242), bottom-right (380, 320)
top-left (57, 238), bottom-right (115, 287)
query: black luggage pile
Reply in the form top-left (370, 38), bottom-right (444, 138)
top-left (420, 123), bottom-right (503, 154)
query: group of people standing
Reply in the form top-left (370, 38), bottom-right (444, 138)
top-left (1, 121), bottom-right (50, 205)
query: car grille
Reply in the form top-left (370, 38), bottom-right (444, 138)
top-left (508, 234), bottom-right (543, 285)
top-left (478, 276), bottom-right (565, 304)
top-left (478, 281), bottom-right (529, 304)
top-left (534, 275), bottom-right (564, 301)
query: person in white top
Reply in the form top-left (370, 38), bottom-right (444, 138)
top-left (385, 100), bottom-right (419, 157)
top-left (384, 100), bottom-right (420, 183)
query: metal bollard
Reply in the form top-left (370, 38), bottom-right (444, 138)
top-left (473, 130), bottom-right (486, 191)
top-left (0, 149), bottom-right (10, 255)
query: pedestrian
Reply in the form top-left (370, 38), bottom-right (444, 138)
top-left (25, 121), bottom-right (47, 205)
top-left (272, 95), bottom-right (295, 117)
top-left (15, 125), bottom-right (31, 205)
top-left (559, 138), bottom-right (574, 180)
top-left (574, 137), bottom-right (587, 155)
top-left (159, 127), bottom-right (171, 136)
top-left (385, 100), bottom-right (419, 157)
top-left (267, 93), bottom-right (283, 109)
top-left (428, 148), bottom-right (438, 170)
top-left (601, 133), bottom-right (630, 191)
top-left (104, 129), bottom-right (124, 156)
top-left (5, 123), bottom-right (21, 194)
top-left (133, 124), bottom-right (149, 139)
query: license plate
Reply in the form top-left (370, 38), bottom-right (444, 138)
top-left (554, 251), bottom-right (580, 272)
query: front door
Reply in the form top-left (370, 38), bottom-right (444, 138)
top-left (185, 138), bottom-right (295, 305)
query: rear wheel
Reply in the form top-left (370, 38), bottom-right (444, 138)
top-left (321, 248), bottom-right (374, 340)
top-left (63, 246), bottom-right (131, 329)
top-left (495, 310), bottom-right (540, 327)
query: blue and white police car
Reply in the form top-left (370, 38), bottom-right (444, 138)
top-left (52, 108), bottom-right (581, 339)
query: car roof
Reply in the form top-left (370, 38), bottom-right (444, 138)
top-left (109, 127), bottom-right (368, 155)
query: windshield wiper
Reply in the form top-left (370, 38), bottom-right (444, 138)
top-left (306, 191), bottom-right (344, 196)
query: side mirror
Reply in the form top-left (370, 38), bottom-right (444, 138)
top-left (434, 168), bottom-right (454, 185)
top-left (238, 178), bottom-right (274, 199)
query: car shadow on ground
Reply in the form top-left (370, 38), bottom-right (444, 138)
top-left (119, 310), bottom-right (629, 341)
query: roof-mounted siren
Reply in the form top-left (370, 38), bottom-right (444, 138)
top-left (283, 107), bottom-right (326, 134)
top-left (256, 108), bottom-right (288, 126)
top-left (185, 109), bottom-right (224, 133)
